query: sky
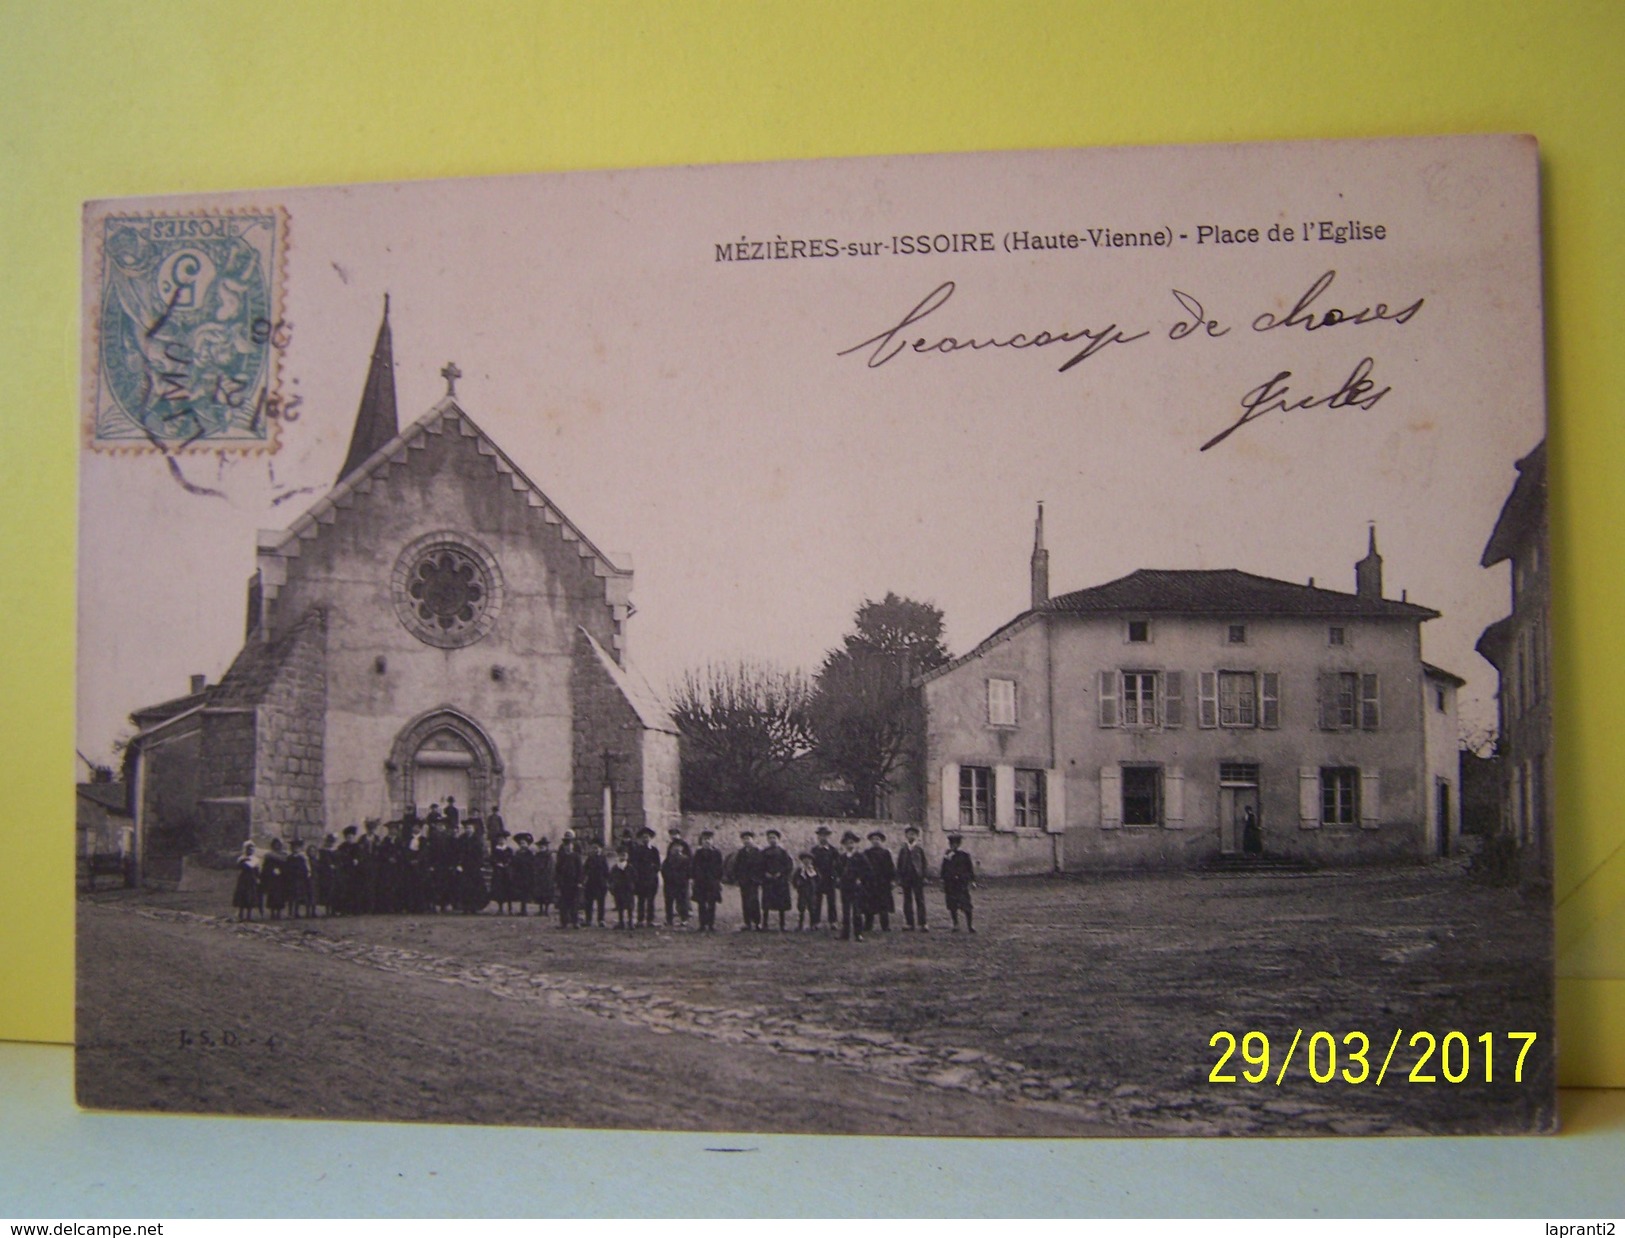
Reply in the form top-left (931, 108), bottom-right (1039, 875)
top-left (77, 136), bottom-right (1544, 761)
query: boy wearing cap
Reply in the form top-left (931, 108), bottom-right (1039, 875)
top-left (862, 830), bottom-right (896, 933)
top-left (941, 833), bottom-right (977, 933)
top-left (810, 825), bottom-right (839, 929)
top-left (896, 825), bottom-right (929, 931)
top-left (661, 829), bottom-right (693, 928)
top-left (608, 846), bottom-right (635, 927)
top-left (793, 852), bottom-right (820, 930)
top-left (732, 831), bottom-right (764, 931)
top-left (760, 828), bottom-right (794, 932)
top-left (836, 830), bottom-right (871, 941)
top-left (691, 830), bottom-right (724, 931)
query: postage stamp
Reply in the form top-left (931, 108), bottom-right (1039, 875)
top-left (86, 208), bottom-right (288, 453)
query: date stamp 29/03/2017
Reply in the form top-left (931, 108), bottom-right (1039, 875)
top-left (86, 208), bottom-right (288, 454)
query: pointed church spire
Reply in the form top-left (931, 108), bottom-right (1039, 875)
top-left (337, 295), bottom-right (399, 484)
top-left (1030, 501), bottom-right (1050, 609)
top-left (1355, 522), bottom-right (1383, 599)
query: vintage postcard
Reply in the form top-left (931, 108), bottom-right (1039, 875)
top-left (76, 135), bottom-right (1554, 1136)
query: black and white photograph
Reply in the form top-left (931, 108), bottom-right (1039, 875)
top-left (75, 134), bottom-right (1554, 1137)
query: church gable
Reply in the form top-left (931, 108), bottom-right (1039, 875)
top-left (253, 399), bottom-right (633, 658)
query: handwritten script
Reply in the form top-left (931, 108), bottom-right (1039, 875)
top-left (837, 272), bottom-right (1422, 450)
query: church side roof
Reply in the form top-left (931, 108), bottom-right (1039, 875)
top-left (210, 611), bottom-right (325, 708)
top-left (580, 628), bottom-right (679, 735)
top-left (1422, 661), bottom-right (1467, 687)
top-left (1481, 439), bottom-right (1547, 568)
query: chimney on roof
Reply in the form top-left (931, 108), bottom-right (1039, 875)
top-left (1030, 501), bottom-right (1050, 609)
top-left (190, 674), bottom-right (206, 695)
top-left (1355, 523), bottom-right (1383, 599)
top-left (337, 295), bottom-right (399, 484)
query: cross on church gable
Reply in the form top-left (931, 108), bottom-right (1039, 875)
top-left (440, 361), bottom-right (461, 397)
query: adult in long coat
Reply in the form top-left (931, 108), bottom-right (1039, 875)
top-left (261, 838), bottom-right (289, 921)
top-left (731, 832), bottom-right (765, 931)
top-left (809, 826), bottom-right (839, 928)
top-left (554, 836), bottom-right (584, 928)
top-left (836, 831), bottom-right (871, 941)
top-left (862, 830), bottom-right (896, 932)
top-left (690, 831), bottom-right (724, 932)
top-left (533, 837), bottom-right (556, 915)
top-left (456, 823), bottom-right (489, 914)
top-left (629, 827), bottom-right (662, 927)
top-left (759, 829), bottom-right (794, 931)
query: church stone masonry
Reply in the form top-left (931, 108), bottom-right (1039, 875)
top-left (134, 301), bottom-right (680, 862)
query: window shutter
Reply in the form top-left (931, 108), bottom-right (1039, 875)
top-left (1043, 768), bottom-right (1066, 834)
top-left (1099, 766), bottom-right (1122, 829)
top-left (940, 763), bottom-right (960, 831)
top-left (1164, 768), bottom-right (1185, 828)
top-left (1360, 770), bottom-right (1381, 829)
top-left (1317, 672), bottom-right (1339, 730)
top-left (987, 678), bottom-right (1016, 727)
top-left (1098, 670), bottom-right (1119, 728)
top-left (1163, 670), bottom-right (1185, 728)
top-left (1261, 672), bottom-right (1280, 729)
top-left (1360, 674), bottom-right (1381, 730)
top-left (994, 764), bottom-right (1015, 832)
top-left (1197, 672), bottom-right (1218, 728)
top-left (1299, 767), bottom-right (1321, 828)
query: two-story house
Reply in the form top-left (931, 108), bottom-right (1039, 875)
top-left (917, 508), bottom-right (1458, 875)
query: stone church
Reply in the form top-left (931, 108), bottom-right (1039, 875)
top-left (126, 302), bottom-right (680, 867)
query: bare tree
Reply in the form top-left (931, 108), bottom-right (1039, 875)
top-left (670, 661), bottom-right (815, 813)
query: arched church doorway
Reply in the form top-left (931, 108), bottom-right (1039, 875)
top-left (388, 708), bottom-right (503, 820)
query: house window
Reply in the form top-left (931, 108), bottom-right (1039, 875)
top-left (1318, 671), bottom-right (1379, 730)
top-left (1218, 671), bottom-right (1257, 727)
top-left (1219, 761), bottom-right (1259, 785)
top-left (1014, 768), bottom-right (1045, 829)
top-left (1328, 626), bottom-right (1345, 647)
top-left (1200, 671), bottom-right (1279, 729)
top-left (1127, 620), bottom-right (1150, 643)
top-left (987, 677), bottom-right (1017, 727)
top-left (1122, 766), bottom-right (1162, 826)
top-left (1321, 767), bottom-right (1359, 825)
top-left (1122, 671), bottom-right (1158, 727)
top-left (958, 765), bottom-right (992, 828)
top-left (1434, 686), bottom-right (1447, 712)
top-left (1227, 623), bottom-right (1247, 644)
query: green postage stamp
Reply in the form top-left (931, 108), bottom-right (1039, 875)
top-left (86, 208), bottom-right (287, 452)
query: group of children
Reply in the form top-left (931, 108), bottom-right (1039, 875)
top-left (230, 807), bottom-right (981, 938)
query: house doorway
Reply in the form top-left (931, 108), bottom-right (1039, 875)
top-left (1218, 763), bottom-right (1261, 855)
top-left (1436, 778), bottom-right (1452, 857)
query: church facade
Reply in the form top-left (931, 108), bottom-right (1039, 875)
top-left (127, 304), bottom-right (679, 867)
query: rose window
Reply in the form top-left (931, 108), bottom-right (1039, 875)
top-left (391, 533), bottom-right (503, 648)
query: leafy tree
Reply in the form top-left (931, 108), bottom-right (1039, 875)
top-left (670, 661), bottom-right (814, 813)
top-left (810, 593), bottom-right (950, 818)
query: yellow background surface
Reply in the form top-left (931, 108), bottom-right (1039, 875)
top-left (2, 1), bottom-right (1621, 1088)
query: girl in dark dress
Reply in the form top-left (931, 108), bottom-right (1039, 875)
top-left (261, 838), bottom-right (289, 921)
top-left (232, 842), bottom-right (260, 921)
top-left (316, 834), bottom-right (339, 916)
top-left (286, 839), bottom-right (315, 919)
